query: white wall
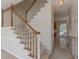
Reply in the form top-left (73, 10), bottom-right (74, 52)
top-left (30, 2), bottom-right (54, 54)
top-left (70, 0), bottom-right (78, 59)
top-left (3, 9), bottom-right (11, 26)
top-left (51, 3), bottom-right (54, 53)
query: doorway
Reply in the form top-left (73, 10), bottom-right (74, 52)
top-left (59, 22), bottom-right (67, 48)
top-left (54, 19), bottom-right (70, 48)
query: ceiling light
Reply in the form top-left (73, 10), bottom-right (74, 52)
top-left (59, 0), bottom-right (64, 6)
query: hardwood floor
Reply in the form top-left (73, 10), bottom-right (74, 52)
top-left (50, 47), bottom-right (74, 59)
top-left (40, 49), bottom-right (49, 59)
top-left (1, 49), bottom-right (17, 59)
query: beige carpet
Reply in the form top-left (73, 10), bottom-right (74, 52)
top-left (50, 47), bottom-right (74, 59)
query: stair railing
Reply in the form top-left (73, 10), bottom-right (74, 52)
top-left (11, 5), bottom-right (40, 59)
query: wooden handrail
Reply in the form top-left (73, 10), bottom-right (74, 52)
top-left (2, 7), bottom-right (10, 12)
top-left (26, 0), bottom-right (36, 22)
top-left (26, 0), bottom-right (36, 12)
top-left (12, 7), bottom-right (40, 34)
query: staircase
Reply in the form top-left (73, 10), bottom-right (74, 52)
top-left (2, 4), bottom-right (41, 59)
top-left (2, 0), bottom-right (49, 59)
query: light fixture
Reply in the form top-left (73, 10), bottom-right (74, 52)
top-left (59, 0), bottom-right (64, 6)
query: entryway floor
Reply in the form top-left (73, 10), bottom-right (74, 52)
top-left (50, 47), bottom-right (74, 59)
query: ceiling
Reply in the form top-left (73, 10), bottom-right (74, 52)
top-left (1, 0), bottom-right (23, 10)
top-left (53, 0), bottom-right (71, 19)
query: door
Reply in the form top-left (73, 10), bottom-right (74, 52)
top-left (59, 22), bottom-right (68, 48)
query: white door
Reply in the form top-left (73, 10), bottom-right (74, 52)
top-left (59, 23), bottom-right (67, 48)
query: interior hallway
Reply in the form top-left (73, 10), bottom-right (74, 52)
top-left (50, 19), bottom-right (74, 59)
top-left (50, 34), bottom-right (74, 59)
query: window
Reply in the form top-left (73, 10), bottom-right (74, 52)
top-left (59, 23), bottom-right (67, 36)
